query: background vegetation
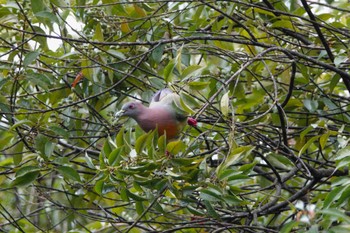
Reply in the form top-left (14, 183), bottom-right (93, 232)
top-left (1, 0), bottom-right (350, 232)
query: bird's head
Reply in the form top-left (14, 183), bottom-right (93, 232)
top-left (115, 102), bottom-right (145, 119)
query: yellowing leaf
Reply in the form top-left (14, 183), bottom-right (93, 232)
top-left (81, 59), bottom-right (93, 80)
top-left (121, 21), bottom-right (131, 33)
top-left (93, 23), bottom-right (104, 42)
top-left (271, 20), bottom-right (294, 30)
top-left (133, 4), bottom-right (146, 17)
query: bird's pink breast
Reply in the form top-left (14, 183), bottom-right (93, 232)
top-left (136, 107), bottom-right (180, 139)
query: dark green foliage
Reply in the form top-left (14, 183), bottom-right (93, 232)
top-left (1, 1), bottom-right (350, 232)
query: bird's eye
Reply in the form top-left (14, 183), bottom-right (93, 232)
top-left (128, 104), bottom-right (135, 109)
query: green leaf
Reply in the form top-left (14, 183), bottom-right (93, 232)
top-left (200, 188), bottom-right (222, 202)
top-left (151, 44), bottom-right (165, 64)
top-left (120, 187), bottom-right (129, 201)
top-left (44, 141), bottom-right (55, 158)
top-left (188, 81), bottom-right (210, 90)
top-left (108, 147), bottom-right (123, 166)
top-left (179, 97), bottom-right (194, 115)
top-left (216, 146), bottom-right (254, 176)
top-left (31, 0), bottom-right (46, 14)
top-left (35, 134), bottom-right (49, 160)
top-left (85, 152), bottom-right (96, 169)
top-left (271, 20), bottom-right (294, 29)
top-left (135, 133), bottom-right (149, 154)
top-left (320, 208), bottom-right (350, 224)
top-left (93, 23), bottom-right (104, 42)
top-left (50, 0), bottom-right (69, 7)
top-left (108, 49), bottom-right (126, 60)
top-left (222, 194), bottom-right (242, 205)
top-left (166, 140), bottom-right (185, 155)
top-left (181, 65), bottom-right (204, 80)
top-left (48, 125), bottom-right (69, 138)
top-left (303, 99), bottom-right (318, 112)
top-left (335, 146), bottom-right (350, 160)
top-left (187, 205), bottom-right (205, 216)
top-left (16, 165), bottom-right (41, 177)
top-left (298, 135), bottom-right (320, 157)
top-left (319, 132), bottom-right (330, 149)
top-left (11, 171), bottom-right (39, 187)
top-left (81, 58), bottom-right (93, 80)
top-left (279, 221), bottom-right (299, 233)
top-left (116, 127), bottom-right (125, 147)
top-left (337, 157), bottom-right (350, 171)
top-left (175, 45), bottom-right (183, 74)
top-left (135, 201), bottom-right (144, 215)
top-left (238, 162), bottom-right (257, 174)
top-left (164, 61), bottom-right (175, 83)
top-left (13, 153), bottom-right (22, 166)
top-left (203, 200), bottom-right (221, 219)
top-left (94, 179), bottom-right (104, 195)
top-left (56, 166), bottom-right (81, 182)
top-left (35, 11), bottom-right (59, 24)
top-left (9, 119), bottom-right (33, 131)
top-left (300, 125), bottom-right (314, 140)
top-left (171, 157), bottom-right (198, 166)
top-left (334, 185), bottom-right (350, 207)
top-left (158, 134), bottom-right (166, 155)
top-left (324, 185), bottom-right (346, 208)
top-left (329, 74), bottom-right (341, 92)
top-left (267, 153), bottom-right (294, 169)
top-left (23, 51), bottom-right (40, 67)
top-left (126, 189), bottom-right (148, 201)
top-left (218, 169), bottom-right (246, 181)
top-left (94, 179), bottom-right (115, 195)
top-left (27, 73), bottom-right (51, 91)
top-left (253, 7), bottom-right (276, 17)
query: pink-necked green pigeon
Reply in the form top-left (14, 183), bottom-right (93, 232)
top-left (117, 89), bottom-right (197, 139)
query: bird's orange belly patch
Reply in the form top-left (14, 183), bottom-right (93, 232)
top-left (157, 123), bottom-right (178, 139)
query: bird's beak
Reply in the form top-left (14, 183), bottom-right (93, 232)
top-left (114, 109), bottom-right (125, 118)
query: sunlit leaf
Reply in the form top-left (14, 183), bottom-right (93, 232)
top-left (166, 140), bottom-right (185, 155)
top-left (85, 152), bottom-right (96, 169)
top-left (220, 91), bottom-right (230, 117)
top-left (93, 23), bottom-right (104, 42)
top-left (216, 146), bottom-right (254, 176)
